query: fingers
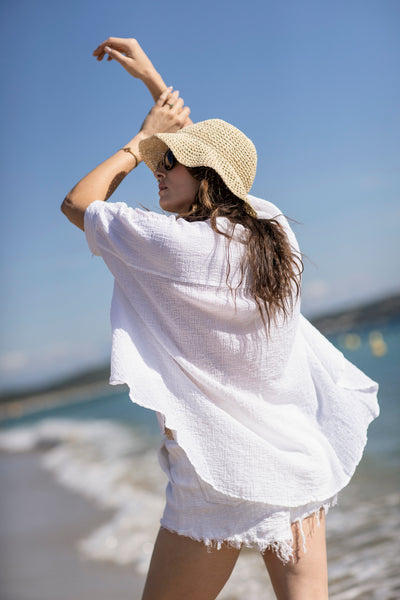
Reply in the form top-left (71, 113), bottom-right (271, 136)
top-left (176, 97), bottom-right (185, 111)
top-left (142, 88), bottom-right (191, 135)
top-left (169, 104), bottom-right (191, 131)
top-left (93, 36), bottom-right (132, 57)
top-left (93, 45), bottom-right (109, 62)
top-left (167, 92), bottom-right (184, 111)
top-left (163, 89), bottom-right (181, 109)
top-left (101, 45), bottom-right (128, 67)
top-left (94, 44), bottom-right (124, 65)
top-left (181, 106), bottom-right (191, 121)
top-left (93, 37), bottom-right (131, 62)
top-left (163, 92), bottom-right (192, 130)
top-left (156, 87), bottom-right (174, 106)
top-left (158, 89), bottom-right (185, 112)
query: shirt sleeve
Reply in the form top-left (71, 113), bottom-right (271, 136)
top-left (83, 200), bottom-right (252, 287)
top-left (84, 201), bottom-right (104, 256)
top-left (83, 200), bottom-right (194, 281)
top-left (247, 194), bottom-right (301, 255)
top-left (85, 200), bottom-right (164, 268)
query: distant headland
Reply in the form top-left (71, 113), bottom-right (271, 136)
top-left (310, 292), bottom-right (400, 335)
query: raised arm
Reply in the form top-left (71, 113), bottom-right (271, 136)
top-left (92, 37), bottom-right (193, 126)
top-left (61, 88), bottom-right (190, 231)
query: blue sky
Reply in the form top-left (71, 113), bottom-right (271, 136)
top-left (1, 0), bottom-right (399, 390)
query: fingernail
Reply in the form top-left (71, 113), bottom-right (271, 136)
top-left (168, 86), bottom-right (173, 91)
top-left (104, 46), bottom-right (112, 53)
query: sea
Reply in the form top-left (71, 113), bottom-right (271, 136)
top-left (0, 317), bottom-right (399, 599)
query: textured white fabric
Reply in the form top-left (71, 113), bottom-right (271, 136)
top-left (158, 435), bottom-right (337, 563)
top-left (84, 194), bottom-right (379, 506)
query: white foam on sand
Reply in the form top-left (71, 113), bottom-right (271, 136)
top-left (1, 418), bottom-right (399, 599)
top-left (0, 419), bottom-right (165, 575)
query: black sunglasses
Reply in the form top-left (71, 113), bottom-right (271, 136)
top-left (157, 148), bottom-right (177, 171)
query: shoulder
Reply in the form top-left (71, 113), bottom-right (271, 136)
top-left (247, 195), bottom-right (300, 252)
top-left (85, 201), bottom-right (173, 230)
top-left (247, 195), bottom-right (285, 220)
top-left (84, 200), bottom-right (217, 253)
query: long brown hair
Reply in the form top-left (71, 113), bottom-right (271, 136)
top-left (179, 166), bottom-right (303, 331)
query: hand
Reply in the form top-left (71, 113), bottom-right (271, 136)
top-left (93, 37), bottom-right (157, 81)
top-left (140, 88), bottom-right (191, 137)
top-left (93, 36), bottom-right (194, 126)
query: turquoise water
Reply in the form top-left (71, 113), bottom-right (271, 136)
top-left (330, 318), bottom-right (399, 470)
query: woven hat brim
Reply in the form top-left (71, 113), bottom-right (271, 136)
top-left (139, 119), bottom-right (257, 217)
top-left (140, 131), bottom-right (250, 202)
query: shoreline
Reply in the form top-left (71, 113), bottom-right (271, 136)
top-left (0, 381), bottom-right (125, 425)
top-left (0, 450), bottom-right (145, 600)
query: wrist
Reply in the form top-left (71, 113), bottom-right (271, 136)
top-left (141, 66), bottom-right (162, 85)
top-left (123, 131), bottom-right (148, 163)
top-left (133, 130), bottom-right (148, 145)
top-left (142, 69), bottom-right (167, 100)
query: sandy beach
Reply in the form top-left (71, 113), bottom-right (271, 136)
top-left (0, 451), bottom-right (145, 600)
top-left (0, 448), bottom-right (278, 600)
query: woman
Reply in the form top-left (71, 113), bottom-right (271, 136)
top-left (62, 37), bottom-right (379, 600)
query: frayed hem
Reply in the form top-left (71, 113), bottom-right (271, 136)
top-left (160, 523), bottom-right (295, 563)
top-left (160, 496), bottom-right (337, 565)
top-left (290, 495), bottom-right (337, 559)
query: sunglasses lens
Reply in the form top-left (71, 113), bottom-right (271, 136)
top-left (164, 149), bottom-right (176, 170)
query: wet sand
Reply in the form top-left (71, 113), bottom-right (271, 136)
top-left (0, 451), bottom-right (145, 600)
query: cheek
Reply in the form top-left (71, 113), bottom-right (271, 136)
top-left (175, 175), bottom-right (199, 201)
top-left (189, 179), bottom-right (200, 198)
top-left (174, 165), bottom-right (199, 198)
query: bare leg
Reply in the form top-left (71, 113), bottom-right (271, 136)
top-left (261, 508), bottom-right (329, 600)
top-left (141, 527), bottom-right (241, 600)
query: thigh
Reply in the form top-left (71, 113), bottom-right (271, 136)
top-left (141, 527), bottom-right (241, 600)
top-left (261, 508), bottom-right (329, 600)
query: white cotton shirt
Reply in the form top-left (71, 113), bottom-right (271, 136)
top-left (84, 194), bottom-right (379, 507)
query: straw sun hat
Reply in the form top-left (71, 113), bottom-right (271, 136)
top-left (139, 119), bottom-right (257, 215)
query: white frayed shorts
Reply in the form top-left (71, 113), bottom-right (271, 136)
top-left (157, 436), bottom-right (337, 563)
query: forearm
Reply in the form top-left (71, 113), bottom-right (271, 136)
top-left (62, 83), bottom-right (190, 231)
top-left (142, 68), bottom-right (168, 102)
top-left (61, 131), bottom-right (147, 231)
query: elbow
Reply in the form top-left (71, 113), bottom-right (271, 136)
top-left (60, 195), bottom-right (85, 231)
top-left (61, 194), bottom-right (73, 217)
